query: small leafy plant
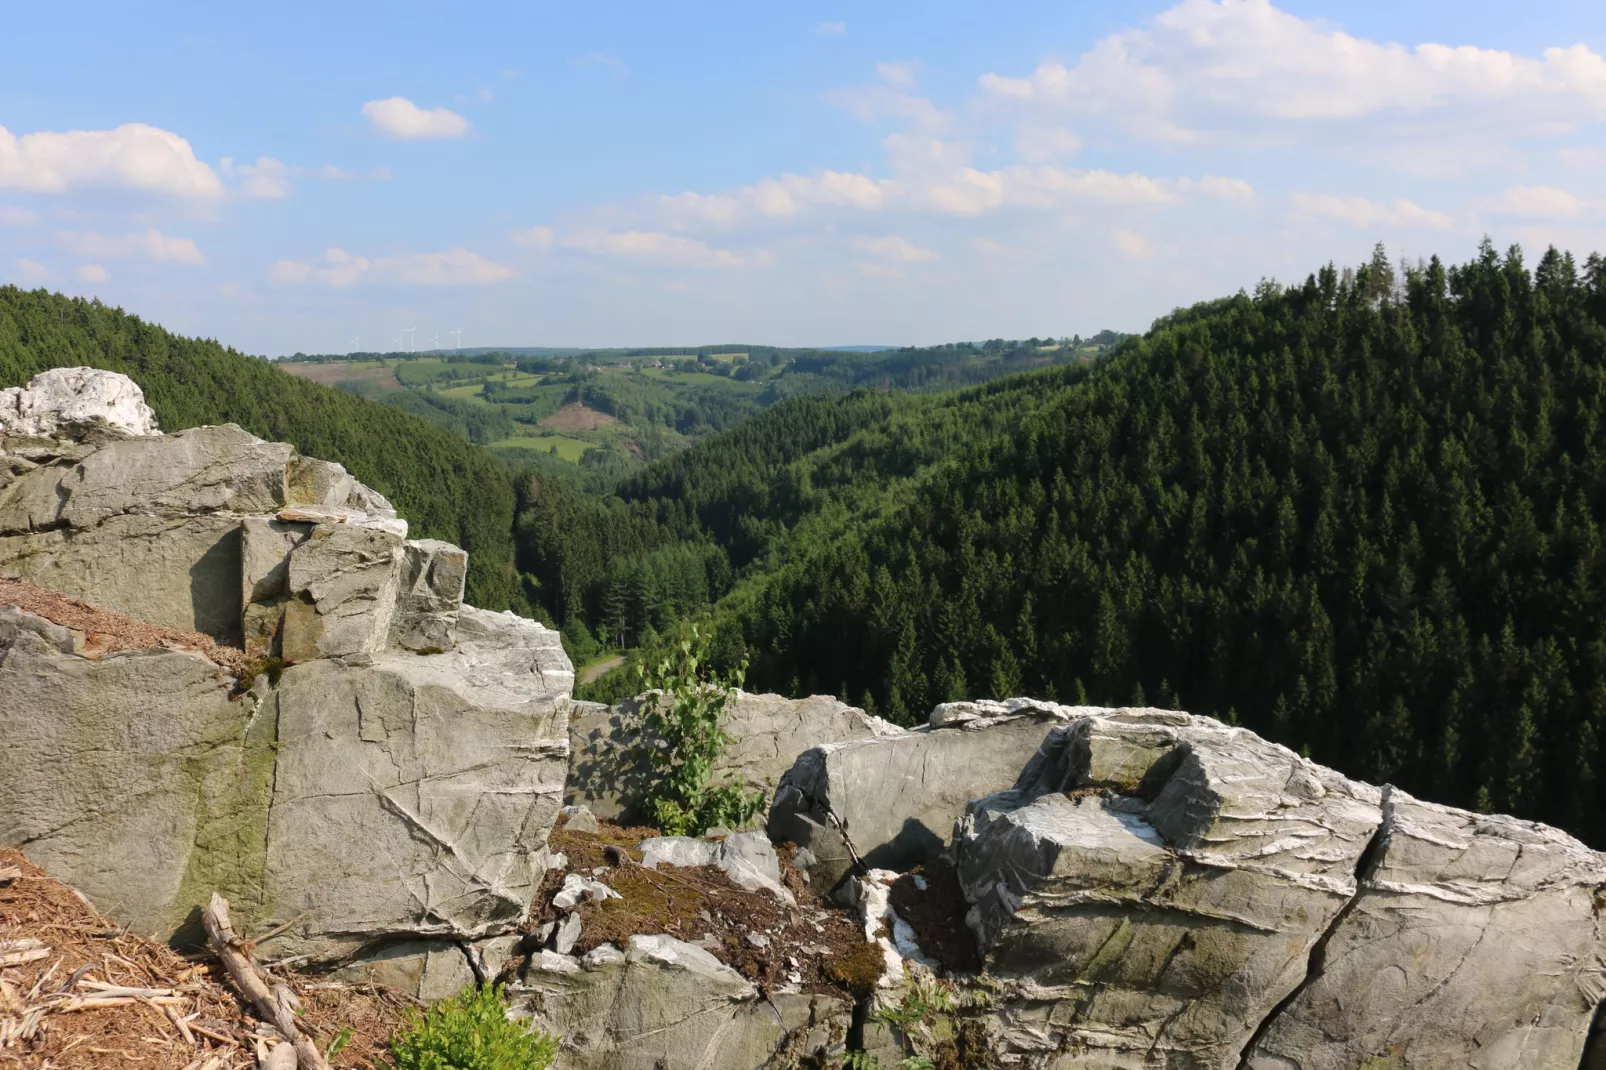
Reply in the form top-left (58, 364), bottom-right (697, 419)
top-left (636, 625), bottom-right (766, 836)
top-left (388, 983), bottom-right (559, 1070)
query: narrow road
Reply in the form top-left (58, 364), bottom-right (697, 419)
top-left (580, 655), bottom-right (625, 684)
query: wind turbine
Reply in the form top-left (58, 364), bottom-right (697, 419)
top-left (349, 334), bottom-right (360, 353)
top-left (450, 328), bottom-right (463, 353)
top-left (403, 326), bottom-right (417, 354)
top-left (427, 333), bottom-right (440, 351)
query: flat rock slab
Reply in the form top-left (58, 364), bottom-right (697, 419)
top-left (513, 934), bottom-right (848, 1070)
top-left (0, 423), bottom-right (289, 535)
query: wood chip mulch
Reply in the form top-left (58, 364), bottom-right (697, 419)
top-left (0, 576), bottom-right (249, 675)
top-left (0, 849), bottom-right (412, 1069)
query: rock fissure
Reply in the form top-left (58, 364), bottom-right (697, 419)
top-left (1232, 787), bottom-right (1391, 1069)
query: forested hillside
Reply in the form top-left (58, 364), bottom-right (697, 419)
top-left (0, 286), bottom-right (520, 608)
top-left (702, 243), bottom-right (1606, 844)
top-left (530, 242), bottom-right (1606, 846)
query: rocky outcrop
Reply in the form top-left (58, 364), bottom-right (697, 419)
top-left (956, 711), bottom-right (1385, 1067)
top-left (567, 690), bottom-right (896, 825)
top-left (757, 703), bottom-right (1606, 1069)
top-left (0, 369), bottom-right (573, 976)
top-left (768, 700), bottom-right (1095, 891)
top-left (512, 935), bottom-right (849, 1070)
top-left (0, 366), bottom-right (159, 439)
top-left (1241, 788), bottom-right (1606, 1069)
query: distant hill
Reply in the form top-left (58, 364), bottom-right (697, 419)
top-left (0, 287), bottom-right (521, 610)
top-left (277, 336), bottom-right (1125, 480)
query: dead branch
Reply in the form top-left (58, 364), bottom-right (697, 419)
top-left (201, 892), bottom-right (331, 1070)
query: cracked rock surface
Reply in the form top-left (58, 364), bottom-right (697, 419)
top-left (955, 711), bottom-right (1384, 1067)
top-left (1241, 787), bottom-right (1606, 1069)
top-left (0, 369), bottom-right (575, 969)
top-left (511, 933), bottom-right (848, 1070)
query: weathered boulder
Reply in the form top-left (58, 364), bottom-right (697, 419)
top-left (0, 628), bottom-right (246, 938)
top-left (0, 423), bottom-right (290, 534)
top-left (0, 366), bottom-right (159, 439)
top-left (278, 522), bottom-right (405, 661)
top-left (389, 538), bottom-right (468, 652)
top-left (0, 514), bottom-right (247, 641)
top-left (1241, 787), bottom-right (1606, 1069)
top-left (512, 934), bottom-right (849, 1070)
top-left (0, 602), bottom-right (573, 964)
top-left (258, 609), bottom-right (571, 961)
top-left (955, 712), bottom-right (1382, 1067)
top-left (768, 702), bottom-right (1101, 891)
top-left (566, 690), bottom-right (896, 824)
top-left (639, 831), bottom-right (793, 903)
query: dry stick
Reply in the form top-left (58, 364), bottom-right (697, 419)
top-left (201, 893), bottom-right (331, 1070)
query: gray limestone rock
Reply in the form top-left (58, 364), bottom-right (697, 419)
top-left (0, 514), bottom-right (247, 642)
top-left (1242, 787), bottom-right (1606, 1070)
top-left (638, 832), bottom-right (794, 904)
top-left (768, 702), bottom-right (1096, 891)
top-left (329, 940), bottom-right (476, 1003)
top-left (0, 587), bottom-right (574, 964)
top-left (954, 711), bottom-right (1383, 1067)
top-left (389, 538), bottom-right (468, 652)
top-left (0, 367), bottom-right (160, 440)
top-left (0, 604), bottom-right (75, 653)
top-left (511, 934), bottom-right (848, 1070)
top-left (0, 423), bottom-right (289, 535)
top-left (566, 691), bottom-right (897, 825)
top-left (279, 522), bottom-right (404, 661)
top-left (258, 618), bottom-right (571, 961)
top-left (0, 632), bottom-right (246, 939)
top-left (552, 912), bottom-right (583, 955)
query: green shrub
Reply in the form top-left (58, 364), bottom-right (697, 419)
top-left (636, 624), bottom-right (765, 836)
top-left (388, 984), bottom-right (558, 1070)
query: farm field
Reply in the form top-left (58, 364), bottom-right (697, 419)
top-left (493, 433), bottom-right (592, 461)
top-left (277, 360), bottom-right (401, 392)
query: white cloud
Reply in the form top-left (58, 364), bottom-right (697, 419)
top-left (221, 156), bottom-right (291, 199)
top-left (361, 97), bottom-right (471, 139)
top-left (1111, 228), bottom-right (1155, 258)
top-left (977, 0), bottom-right (1606, 169)
top-left (876, 61), bottom-right (920, 88)
top-left (478, 87), bottom-right (495, 103)
top-left (1487, 184), bottom-right (1589, 216)
top-left (75, 264), bottom-right (108, 282)
top-left (1014, 125), bottom-right (1083, 162)
top-left (55, 228), bottom-right (206, 265)
top-left (562, 229), bottom-right (755, 268)
top-left (511, 225), bottom-right (556, 248)
top-left (11, 258), bottom-right (51, 282)
top-left (270, 247), bottom-right (514, 287)
top-left (1291, 193), bottom-right (1452, 227)
top-left (856, 235), bottom-right (939, 262)
top-left (815, 21), bottom-right (846, 36)
top-left (0, 206), bottom-right (37, 226)
top-left (0, 122), bottom-right (223, 197)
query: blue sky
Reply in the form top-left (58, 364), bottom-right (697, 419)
top-left (3, 1), bottom-right (1606, 355)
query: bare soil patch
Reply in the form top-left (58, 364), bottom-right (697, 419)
top-left (0, 576), bottom-right (249, 676)
top-left (889, 861), bottom-right (980, 975)
top-left (525, 822), bottom-right (884, 1000)
top-left (538, 404), bottom-right (618, 432)
top-left (0, 849), bottom-right (412, 1069)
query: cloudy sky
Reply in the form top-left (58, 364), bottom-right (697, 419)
top-left (3, 0), bottom-right (1606, 355)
